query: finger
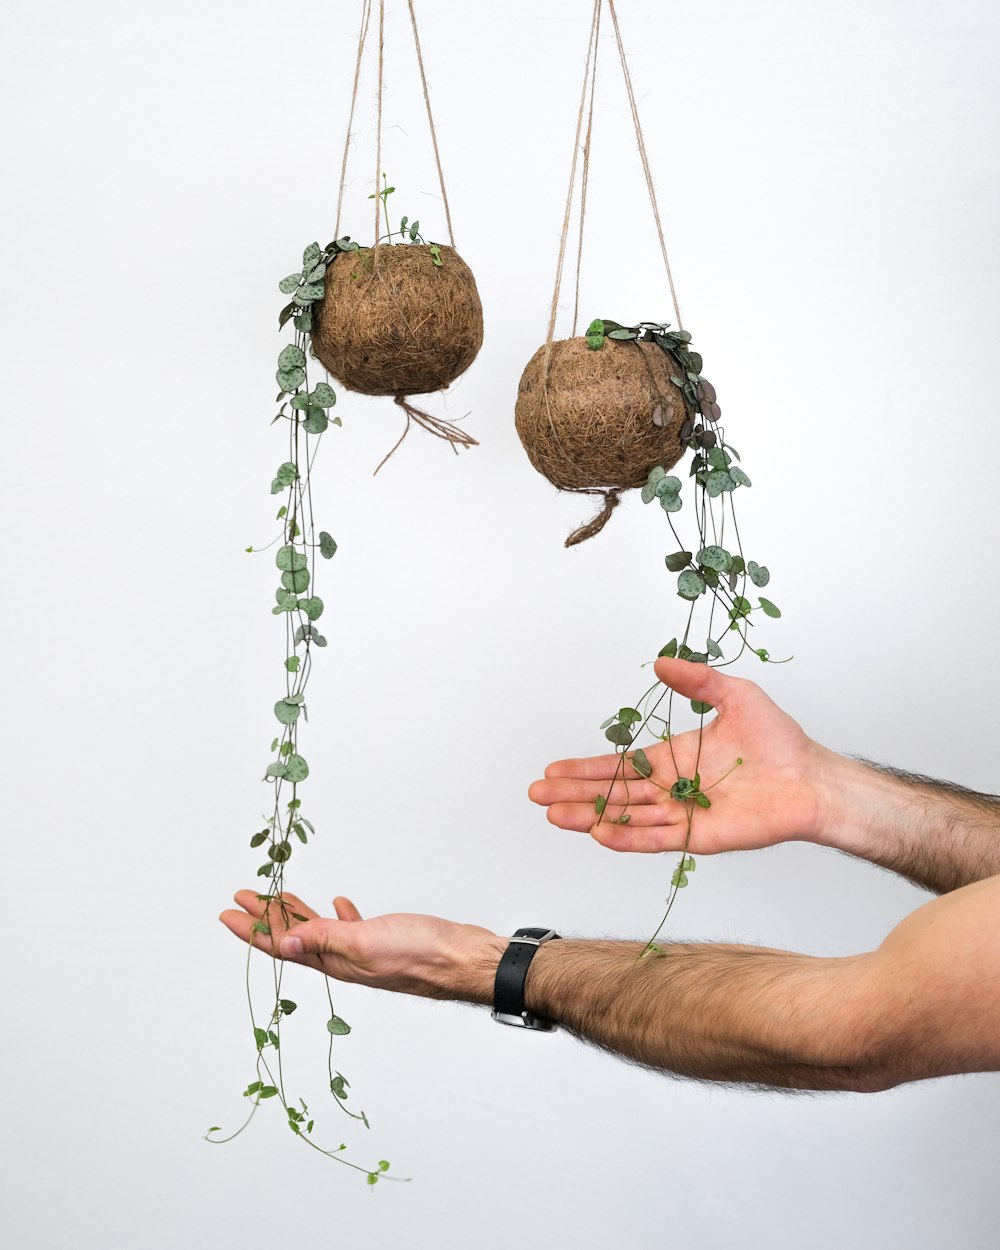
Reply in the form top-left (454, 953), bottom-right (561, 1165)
top-left (545, 801), bottom-right (604, 833)
top-left (536, 752), bottom-right (647, 784)
top-left (590, 821), bottom-right (693, 854)
top-left (219, 907), bottom-right (281, 957)
top-left (233, 889), bottom-right (319, 925)
top-left (220, 906), bottom-right (255, 942)
top-left (279, 918), bottom-right (360, 970)
top-left (546, 801), bottom-right (683, 832)
top-left (530, 777), bottom-right (663, 807)
top-left (653, 657), bottom-right (732, 710)
top-left (333, 896), bottom-right (363, 922)
top-left (233, 889), bottom-right (267, 918)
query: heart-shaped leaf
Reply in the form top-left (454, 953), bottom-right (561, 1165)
top-left (275, 545), bottom-right (307, 572)
top-left (310, 382), bottom-right (337, 408)
top-left (285, 754), bottom-right (309, 782)
top-left (705, 469), bottom-right (733, 498)
top-left (276, 366), bottom-right (305, 392)
top-left (274, 699), bottom-right (301, 726)
top-left (303, 409), bottom-right (328, 434)
top-left (677, 570), bottom-right (706, 600)
top-left (758, 597), bottom-right (781, 618)
top-left (697, 545), bottom-right (731, 573)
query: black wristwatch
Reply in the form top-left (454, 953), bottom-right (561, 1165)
top-left (491, 927), bottom-right (561, 1031)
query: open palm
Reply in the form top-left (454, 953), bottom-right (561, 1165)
top-left (219, 890), bottom-right (501, 1002)
top-left (528, 657), bottom-right (830, 855)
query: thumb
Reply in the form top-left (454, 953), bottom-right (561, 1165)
top-left (279, 917), bottom-right (344, 961)
top-left (653, 656), bottom-right (729, 710)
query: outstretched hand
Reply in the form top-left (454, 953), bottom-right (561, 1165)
top-left (219, 890), bottom-right (503, 1003)
top-left (529, 656), bottom-right (833, 855)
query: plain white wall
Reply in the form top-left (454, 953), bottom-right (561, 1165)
top-left (2, 0), bottom-right (999, 1246)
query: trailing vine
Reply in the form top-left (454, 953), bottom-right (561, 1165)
top-left (205, 239), bottom-right (391, 1185)
top-left (585, 318), bottom-right (789, 952)
top-left (369, 172), bottom-right (444, 263)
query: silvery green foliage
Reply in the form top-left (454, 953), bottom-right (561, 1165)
top-left (208, 240), bottom-right (387, 1185)
top-left (589, 318), bottom-right (786, 954)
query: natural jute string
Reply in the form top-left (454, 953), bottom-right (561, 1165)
top-left (330, 0), bottom-right (477, 471)
top-left (571, 0), bottom-right (601, 338)
top-left (373, 0), bottom-right (385, 252)
top-left (334, 0), bottom-right (372, 241)
top-left (541, 0), bottom-right (602, 384)
top-left (406, 0), bottom-right (456, 246)
top-left (334, 0), bottom-right (456, 248)
top-left (607, 0), bottom-right (683, 330)
top-left (540, 0), bottom-right (686, 545)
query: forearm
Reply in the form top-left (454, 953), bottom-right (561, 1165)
top-left (513, 938), bottom-right (886, 1092)
top-left (814, 752), bottom-right (1000, 893)
top-left (239, 882), bottom-right (1000, 1090)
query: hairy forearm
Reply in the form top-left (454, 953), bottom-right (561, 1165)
top-left (518, 938), bottom-right (885, 1092)
top-left (815, 752), bottom-right (1000, 893)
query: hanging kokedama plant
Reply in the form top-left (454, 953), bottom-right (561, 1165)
top-left (516, 0), bottom-right (790, 946)
top-left (516, 331), bottom-right (688, 540)
top-left (515, 0), bottom-right (699, 548)
top-left (207, 0), bottom-right (478, 1183)
top-left (315, 0), bottom-right (483, 471)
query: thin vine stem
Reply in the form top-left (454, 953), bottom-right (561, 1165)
top-left (583, 320), bottom-right (785, 949)
top-left (208, 236), bottom-right (391, 1184)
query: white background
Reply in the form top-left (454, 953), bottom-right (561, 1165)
top-left (2, 0), bottom-right (999, 1246)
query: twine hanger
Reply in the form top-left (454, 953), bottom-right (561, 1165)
top-left (334, 0), bottom-right (456, 250)
top-left (540, 0), bottom-right (685, 546)
top-left (331, 0), bottom-right (477, 471)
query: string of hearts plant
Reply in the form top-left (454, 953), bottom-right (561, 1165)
top-left (583, 318), bottom-right (789, 953)
top-left (204, 238), bottom-right (391, 1185)
top-left (511, 1), bottom-right (791, 953)
top-left (206, 0), bottom-right (481, 1184)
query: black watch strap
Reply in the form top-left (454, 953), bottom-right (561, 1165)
top-left (491, 927), bottom-right (560, 1031)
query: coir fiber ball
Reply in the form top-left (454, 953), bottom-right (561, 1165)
top-left (515, 336), bottom-right (687, 493)
top-left (311, 244), bottom-right (483, 397)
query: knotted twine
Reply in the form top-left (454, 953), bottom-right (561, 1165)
top-left (537, 0), bottom-right (686, 545)
top-left (327, 0), bottom-right (479, 472)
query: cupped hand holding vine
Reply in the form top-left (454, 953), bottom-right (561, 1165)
top-left (528, 657), bottom-right (840, 856)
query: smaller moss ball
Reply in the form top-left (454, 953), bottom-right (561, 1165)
top-left (514, 336), bottom-right (688, 491)
top-left (311, 244), bottom-right (483, 397)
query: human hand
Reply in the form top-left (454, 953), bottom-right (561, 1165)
top-left (528, 657), bottom-right (836, 855)
top-left (219, 890), bottom-right (505, 1004)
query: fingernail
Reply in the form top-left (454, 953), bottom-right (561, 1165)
top-left (281, 936), bottom-right (304, 958)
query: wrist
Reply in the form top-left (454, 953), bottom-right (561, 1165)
top-left (437, 926), bottom-right (507, 1005)
top-left (809, 751), bottom-right (920, 859)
